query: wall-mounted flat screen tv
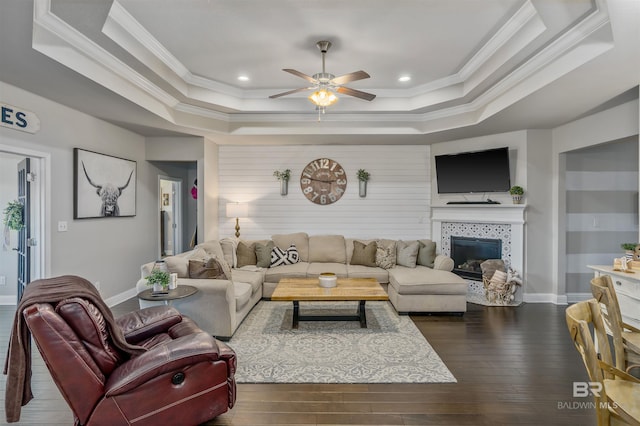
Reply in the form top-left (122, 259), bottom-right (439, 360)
top-left (435, 147), bottom-right (511, 194)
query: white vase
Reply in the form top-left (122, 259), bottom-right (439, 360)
top-left (511, 194), bottom-right (522, 204)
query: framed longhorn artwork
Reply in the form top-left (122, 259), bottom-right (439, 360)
top-left (74, 148), bottom-right (137, 219)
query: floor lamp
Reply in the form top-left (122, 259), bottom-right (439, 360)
top-left (226, 202), bottom-right (249, 238)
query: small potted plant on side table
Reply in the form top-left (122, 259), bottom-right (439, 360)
top-left (509, 186), bottom-right (524, 204)
top-left (147, 269), bottom-right (170, 294)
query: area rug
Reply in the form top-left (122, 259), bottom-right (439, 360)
top-left (227, 300), bottom-right (456, 384)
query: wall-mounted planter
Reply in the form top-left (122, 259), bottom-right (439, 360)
top-left (359, 180), bottom-right (367, 197)
top-left (280, 179), bottom-right (288, 196)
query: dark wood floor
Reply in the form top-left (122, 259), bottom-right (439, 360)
top-left (1, 301), bottom-right (594, 425)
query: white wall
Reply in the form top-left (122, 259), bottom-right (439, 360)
top-left (218, 145), bottom-right (431, 240)
top-left (430, 130), bottom-right (529, 205)
top-left (0, 82), bottom-right (161, 302)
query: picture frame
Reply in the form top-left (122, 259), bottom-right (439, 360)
top-left (74, 148), bottom-right (137, 219)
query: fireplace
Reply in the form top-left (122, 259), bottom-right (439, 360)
top-left (450, 236), bottom-right (502, 280)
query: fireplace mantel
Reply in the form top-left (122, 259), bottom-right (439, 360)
top-left (431, 204), bottom-right (526, 224)
top-left (431, 204), bottom-right (527, 304)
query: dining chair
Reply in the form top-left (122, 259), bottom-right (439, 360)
top-left (566, 299), bottom-right (640, 426)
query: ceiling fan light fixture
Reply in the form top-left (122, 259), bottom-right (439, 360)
top-left (308, 89), bottom-right (338, 107)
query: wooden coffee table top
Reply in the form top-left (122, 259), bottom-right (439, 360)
top-left (272, 277), bottom-right (388, 301)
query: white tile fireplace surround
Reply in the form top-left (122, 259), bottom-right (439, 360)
top-left (431, 205), bottom-right (526, 303)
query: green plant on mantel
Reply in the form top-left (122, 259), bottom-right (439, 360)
top-left (2, 200), bottom-right (25, 231)
top-left (509, 185), bottom-right (524, 195)
top-left (146, 269), bottom-right (170, 289)
top-left (356, 169), bottom-right (370, 182)
top-left (273, 169), bottom-right (291, 181)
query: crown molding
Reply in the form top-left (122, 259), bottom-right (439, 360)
top-left (30, 0), bottom-right (614, 136)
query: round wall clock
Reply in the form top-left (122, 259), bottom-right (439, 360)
top-left (300, 158), bottom-right (347, 205)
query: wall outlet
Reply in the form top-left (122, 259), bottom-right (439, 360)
top-left (0, 276), bottom-right (6, 286)
top-left (58, 221), bottom-right (68, 232)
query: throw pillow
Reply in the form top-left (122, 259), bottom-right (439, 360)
top-left (236, 241), bottom-right (257, 268)
top-left (271, 244), bottom-right (300, 267)
top-left (255, 240), bottom-right (274, 268)
top-left (188, 257), bottom-right (229, 280)
top-left (396, 240), bottom-right (420, 268)
top-left (417, 239), bottom-right (437, 268)
top-left (375, 239), bottom-right (396, 269)
top-left (350, 241), bottom-right (377, 267)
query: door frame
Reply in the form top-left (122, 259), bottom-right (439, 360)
top-left (158, 176), bottom-right (183, 258)
top-left (0, 143), bottom-right (50, 304)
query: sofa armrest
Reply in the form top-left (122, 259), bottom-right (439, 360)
top-left (116, 306), bottom-right (183, 344)
top-left (433, 255), bottom-right (454, 271)
top-left (104, 332), bottom-right (220, 396)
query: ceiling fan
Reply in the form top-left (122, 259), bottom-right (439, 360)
top-left (269, 41), bottom-right (376, 110)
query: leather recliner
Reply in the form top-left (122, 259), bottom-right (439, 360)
top-left (19, 284), bottom-right (236, 425)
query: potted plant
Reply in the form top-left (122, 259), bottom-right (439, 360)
top-left (146, 269), bottom-right (170, 293)
top-left (3, 200), bottom-right (25, 231)
top-left (621, 243), bottom-right (639, 261)
top-left (357, 169), bottom-right (370, 197)
top-left (509, 186), bottom-right (524, 204)
top-left (273, 169), bottom-right (291, 195)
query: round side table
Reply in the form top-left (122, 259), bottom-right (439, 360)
top-left (137, 285), bottom-right (198, 305)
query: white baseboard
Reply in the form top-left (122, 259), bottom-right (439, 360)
top-left (0, 295), bottom-right (16, 305)
top-left (104, 288), bottom-right (138, 307)
top-left (0, 288), bottom-right (137, 307)
top-left (523, 293), bottom-right (568, 305)
top-left (566, 292), bottom-right (592, 303)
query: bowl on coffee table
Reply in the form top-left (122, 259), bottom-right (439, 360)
top-left (318, 272), bottom-right (337, 288)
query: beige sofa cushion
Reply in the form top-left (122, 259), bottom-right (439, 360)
top-left (195, 240), bottom-right (226, 262)
top-left (272, 232), bottom-right (309, 262)
top-left (389, 266), bottom-right (467, 295)
top-left (235, 281), bottom-right (253, 311)
top-left (375, 239), bottom-right (396, 269)
top-left (396, 240), bottom-right (420, 268)
top-left (346, 265), bottom-right (389, 283)
top-left (417, 239), bottom-right (437, 268)
top-left (350, 241), bottom-right (377, 267)
top-left (309, 235), bottom-right (346, 263)
top-left (346, 239), bottom-right (375, 263)
top-left (231, 269), bottom-right (265, 294)
top-left (237, 241), bottom-right (257, 267)
top-left (264, 262), bottom-right (309, 282)
top-left (307, 262), bottom-right (348, 278)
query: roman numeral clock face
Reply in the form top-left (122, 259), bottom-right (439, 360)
top-left (300, 158), bottom-right (347, 205)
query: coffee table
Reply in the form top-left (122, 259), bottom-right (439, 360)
top-left (271, 277), bottom-right (388, 328)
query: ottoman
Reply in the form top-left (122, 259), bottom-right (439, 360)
top-left (387, 266), bottom-right (468, 314)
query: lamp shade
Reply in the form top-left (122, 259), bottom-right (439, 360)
top-left (226, 202), bottom-right (249, 218)
top-left (308, 89), bottom-right (338, 107)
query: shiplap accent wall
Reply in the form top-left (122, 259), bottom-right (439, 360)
top-left (565, 137), bottom-right (639, 295)
top-left (218, 145), bottom-right (431, 240)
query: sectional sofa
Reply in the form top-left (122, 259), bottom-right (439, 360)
top-left (136, 232), bottom-right (467, 339)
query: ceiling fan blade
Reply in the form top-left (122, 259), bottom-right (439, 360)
top-left (331, 70), bottom-right (370, 86)
top-left (283, 69), bottom-right (318, 84)
top-left (336, 86), bottom-right (376, 101)
top-left (269, 87), bottom-right (313, 99)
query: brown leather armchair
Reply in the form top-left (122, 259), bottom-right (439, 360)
top-left (8, 276), bottom-right (236, 425)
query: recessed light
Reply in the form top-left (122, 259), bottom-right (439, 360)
top-left (398, 75), bottom-right (411, 82)
top-left (237, 75), bottom-right (250, 82)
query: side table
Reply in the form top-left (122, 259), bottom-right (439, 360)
top-left (137, 285), bottom-right (198, 305)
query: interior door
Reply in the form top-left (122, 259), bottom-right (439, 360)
top-left (17, 158), bottom-right (31, 302)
